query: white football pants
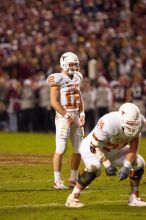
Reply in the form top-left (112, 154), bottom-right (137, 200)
top-left (80, 138), bottom-right (145, 172)
top-left (55, 111), bottom-right (84, 154)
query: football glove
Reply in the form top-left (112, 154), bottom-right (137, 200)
top-left (118, 166), bottom-right (130, 181)
top-left (105, 165), bottom-right (117, 176)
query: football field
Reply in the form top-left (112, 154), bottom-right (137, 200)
top-left (0, 132), bottom-right (146, 220)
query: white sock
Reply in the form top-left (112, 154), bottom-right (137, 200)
top-left (72, 186), bottom-right (81, 194)
top-left (70, 170), bottom-right (78, 180)
top-left (54, 171), bottom-right (61, 182)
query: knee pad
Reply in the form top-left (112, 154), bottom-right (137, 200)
top-left (136, 155), bottom-right (145, 168)
top-left (77, 171), bottom-right (97, 187)
top-left (55, 141), bottom-right (66, 154)
top-left (86, 165), bottom-right (101, 177)
top-left (129, 168), bottom-right (144, 180)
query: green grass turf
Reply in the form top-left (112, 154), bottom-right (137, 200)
top-left (0, 132), bottom-right (146, 220)
top-left (0, 132), bottom-right (55, 154)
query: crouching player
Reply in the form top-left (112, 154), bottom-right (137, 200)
top-left (65, 102), bottom-right (146, 207)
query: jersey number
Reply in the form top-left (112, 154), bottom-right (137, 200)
top-left (48, 76), bottom-right (55, 84)
top-left (98, 120), bottom-right (104, 130)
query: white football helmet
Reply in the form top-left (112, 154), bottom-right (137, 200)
top-left (119, 103), bottom-right (141, 137)
top-left (60, 52), bottom-right (80, 75)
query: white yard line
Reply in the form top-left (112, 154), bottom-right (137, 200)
top-left (0, 203), bottom-right (63, 209)
top-left (0, 200), bottom-right (127, 209)
top-left (0, 175), bottom-right (144, 184)
top-left (91, 200), bottom-right (126, 204)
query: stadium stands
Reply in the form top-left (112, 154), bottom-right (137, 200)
top-left (0, 0), bottom-right (146, 132)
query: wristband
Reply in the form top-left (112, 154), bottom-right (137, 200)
top-left (102, 160), bottom-right (111, 168)
top-left (79, 112), bottom-right (85, 117)
top-left (64, 112), bottom-right (71, 119)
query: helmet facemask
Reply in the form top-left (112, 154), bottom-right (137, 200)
top-left (121, 118), bottom-right (141, 137)
top-left (119, 103), bottom-right (141, 137)
top-left (60, 52), bottom-right (80, 75)
top-left (68, 62), bottom-right (80, 75)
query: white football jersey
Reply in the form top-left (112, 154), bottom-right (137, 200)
top-left (85, 112), bottom-right (145, 151)
top-left (47, 72), bottom-right (83, 111)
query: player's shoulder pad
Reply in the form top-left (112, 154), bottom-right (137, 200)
top-left (99, 112), bottom-right (119, 136)
top-left (74, 71), bottom-right (83, 80)
top-left (97, 115), bottom-right (108, 136)
top-left (47, 73), bottom-right (62, 87)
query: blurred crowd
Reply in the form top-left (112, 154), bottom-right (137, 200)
top-left (0, 73), bottom-right (55, 132)
top-left (0, 0), bottom-right (146, 133)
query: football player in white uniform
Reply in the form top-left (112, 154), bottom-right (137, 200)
top-left (65, 102), bottom-right (146, 207)
top-left (47, 52), bottom-right (85, 189)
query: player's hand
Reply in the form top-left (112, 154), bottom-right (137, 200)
top-left (77, 116), bottom-right (85, 127)
top-left (105, 165), bottom-right (117, 176)
top-left (118, 166), bottom-right (130, 181)
top-left (90, 143), bottom-right (96, 154)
